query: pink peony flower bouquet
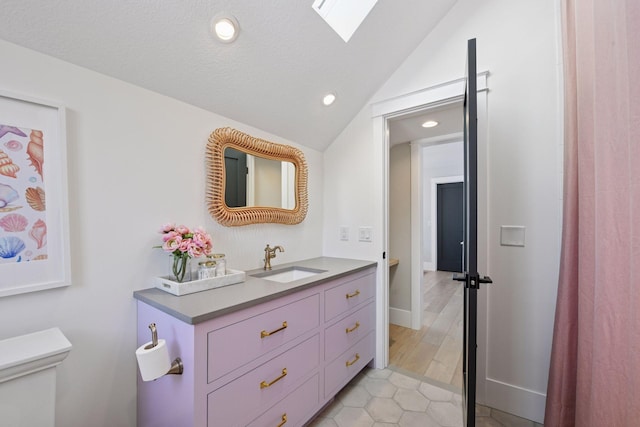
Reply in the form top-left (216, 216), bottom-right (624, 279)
top-left (157, 223), bottom-right (213, 282)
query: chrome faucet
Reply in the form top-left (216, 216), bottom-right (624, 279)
top-left (264, 244), bottom-right (284, 270)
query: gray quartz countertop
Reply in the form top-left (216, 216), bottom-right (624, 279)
top-left (133, 257), bottom-right (377, 325)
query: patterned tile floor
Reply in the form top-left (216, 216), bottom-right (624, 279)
top-left (306, 367), bottom-right (543, 427)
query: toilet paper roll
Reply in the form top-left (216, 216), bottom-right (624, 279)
top-left (135, 338), bottom-right (171, 381)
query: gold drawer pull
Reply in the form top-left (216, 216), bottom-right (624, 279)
top-left (346, 353), bottom-right (360, 367)
top-left (276, 413), bottom-right (287, 427)
top-left (345, 290), bottom-right (360, 299)
top-left (260, 368), bottom-right (288, 389)
top-left (261, 321), bottom-right (288, 338)
top-left (346, 321), bottom-right (360, 334)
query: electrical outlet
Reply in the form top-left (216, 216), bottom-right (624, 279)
top-left (358, 226), bottom-right (373, 242)
top-left (340, 226), bottom-right (349, 241)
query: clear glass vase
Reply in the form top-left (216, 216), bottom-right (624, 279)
top-left (171, 254), bottom-right (192, 283)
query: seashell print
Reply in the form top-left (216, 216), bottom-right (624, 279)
top-left (0, 213), bottom-right (28, 232)
top-left (0, 149), bottom-right (20, 178)
top-left (0, 206), bottom-right (22, 213)
top-left (0, 236), bottom-right (26, 259)
top-left (32, 254), bottom-right (48, 261)
top-left (27, 130), bottom-right (44, 179)
top-left (0, 183), bottom-right (19, 209)
top-left (3, 140), bottom-right (23, 151)
top-left (29, 219), bottom-right (47, 249)
top-left (25, 187), bottom-right (46, 211)
top-left (0, 125), bottom-right (27, 139)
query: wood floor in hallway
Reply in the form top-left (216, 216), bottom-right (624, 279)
top-left (389, 270), bottom-right (463, 390)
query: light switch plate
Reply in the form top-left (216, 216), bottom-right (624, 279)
top-left (500, 226), bottom-right (525, 247)
top-left (358, 226), bottom-right (373, 242)
top-left (339, 226), bottom-right (349, 241)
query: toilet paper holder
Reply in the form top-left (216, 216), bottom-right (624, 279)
top-left (144, 323), bottom-right (183, 377)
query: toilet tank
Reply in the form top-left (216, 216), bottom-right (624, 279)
top-left (0, 328), bottom-right (72, 427)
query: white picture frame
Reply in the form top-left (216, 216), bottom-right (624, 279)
top-left (0, 90), bottom-right (71, 297)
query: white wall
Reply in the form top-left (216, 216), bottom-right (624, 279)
top-left (388, 143), bottom-right (411, 318)
top-left (0, 39), bottom-right (324, 427)
top-left (323, 0), bottom-right (562, 422)
top-left (254, 156), bottom-right (282, 207)
top-left (420, 140), bottom-right (463, 269)
top-left (322, 106), bottom-right (382, 264)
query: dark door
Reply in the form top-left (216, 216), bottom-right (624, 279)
top-left (455, 38), bottom-right (492, 427)
top-left (224, 148), bottom-right (247, 207)
top-left (437, 182), bottom-right (463, 272)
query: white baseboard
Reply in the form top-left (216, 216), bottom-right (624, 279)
top-left (482, 378), bottom-right (546, 424)
top-left (423, 261), bottom-right (435, 271)
top-left (389, 307), bottom-right (412, 328)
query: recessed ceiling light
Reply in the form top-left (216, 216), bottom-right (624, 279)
top-left (322, 93), bottom-right (337, 106)
top-left (421, 120), bottom-right (439, 128)
top-left (211, 15), bottom-right (239, 43)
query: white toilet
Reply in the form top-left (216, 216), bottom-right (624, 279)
top-left (0, 328), bottom-right (72, 427)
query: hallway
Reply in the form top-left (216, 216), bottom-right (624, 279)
top-left (389, 270), bottom-right (463, 389)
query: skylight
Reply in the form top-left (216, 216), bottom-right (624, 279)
top-left (312, 0), bottom-right (378, 43)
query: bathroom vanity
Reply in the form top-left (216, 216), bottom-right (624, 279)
top-left (133, 257), bottom-right (376, 427)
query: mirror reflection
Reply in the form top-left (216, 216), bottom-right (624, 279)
top-left (206, 127), bottom-right (308, 227)
top-left (224, 148), bottom-right (296, 209)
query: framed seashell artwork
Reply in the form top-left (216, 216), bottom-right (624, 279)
top-left (0, 91), bottom-right (70, 297)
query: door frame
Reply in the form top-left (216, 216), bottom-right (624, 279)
top-left (371, 74), bottom-right (489, 403)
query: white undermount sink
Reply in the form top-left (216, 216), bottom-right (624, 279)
top-left (252, 266), bottom-right (327, 283)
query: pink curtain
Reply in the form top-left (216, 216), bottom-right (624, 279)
top-left (545, 0), bottom-right (640, 426)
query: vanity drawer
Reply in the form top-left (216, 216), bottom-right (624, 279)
top-left (208, 294), bottom-right (320, 383)
top-left (324, 302), bottom-right (375, 362)
top-left (207, 334), bottom-right (320, 427)
top-left (324, 331), bottom-right (375, 398)
top-left (247, 374), bottom-right (319, 427)
top-left (324, 271), bottom-right (375, 322)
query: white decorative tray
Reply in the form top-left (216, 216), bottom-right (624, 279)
top-left (154, 269), bottom-right (246, 296)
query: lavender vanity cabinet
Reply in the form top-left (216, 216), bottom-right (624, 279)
top-left (322, 271), bottom-right (376, 399)
top-left (136, 265), bottom-right (376, 427)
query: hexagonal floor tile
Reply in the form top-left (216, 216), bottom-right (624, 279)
top-left (365, 397), bottom-right (404, 424)
top-left (418, 381), bottom-right (455, 402)
top-left (365, 367), bottom-right (393, 380)
top-left (389, 372), bottom-right (421, 390)
top-left (334, 407), bottom-right (374, 427)
top-left (427, 401), bottom-right (463, 427)
top-left (339, 385), bottom-right (372, 407)
top-left (363, 377), bottom-right (398, 398)
top-left (399, 411), bottom-right (441, 427)
top-left (393, 388), bottom-right (429, 412)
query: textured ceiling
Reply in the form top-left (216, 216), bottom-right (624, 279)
top-left (0, 0), bottom-right (458, 151)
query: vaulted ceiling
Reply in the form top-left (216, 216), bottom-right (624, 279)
top-left (0, 0), bottom-right (458, 151)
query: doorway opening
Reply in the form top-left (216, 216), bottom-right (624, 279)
top-left (372, 71), bottom-right (488, 417)
top-left (386, 103), bottom-right (465, 390)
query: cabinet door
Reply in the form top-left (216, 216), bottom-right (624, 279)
top-left (324, 332), bottom-right (375, 398)
top-left (324, 271), bottom-right (375, 322)
top-left (246, 375), bottom-right (319, 427)
top-left (207, 294), bottom-right (320, 383)
top-left (324, 302), bottom-right (375, 362)
top-left (207, 335), bottom-right (320, 427)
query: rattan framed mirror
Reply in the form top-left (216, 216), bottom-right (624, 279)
top-left (206, 127), bottom-right (308, 226)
